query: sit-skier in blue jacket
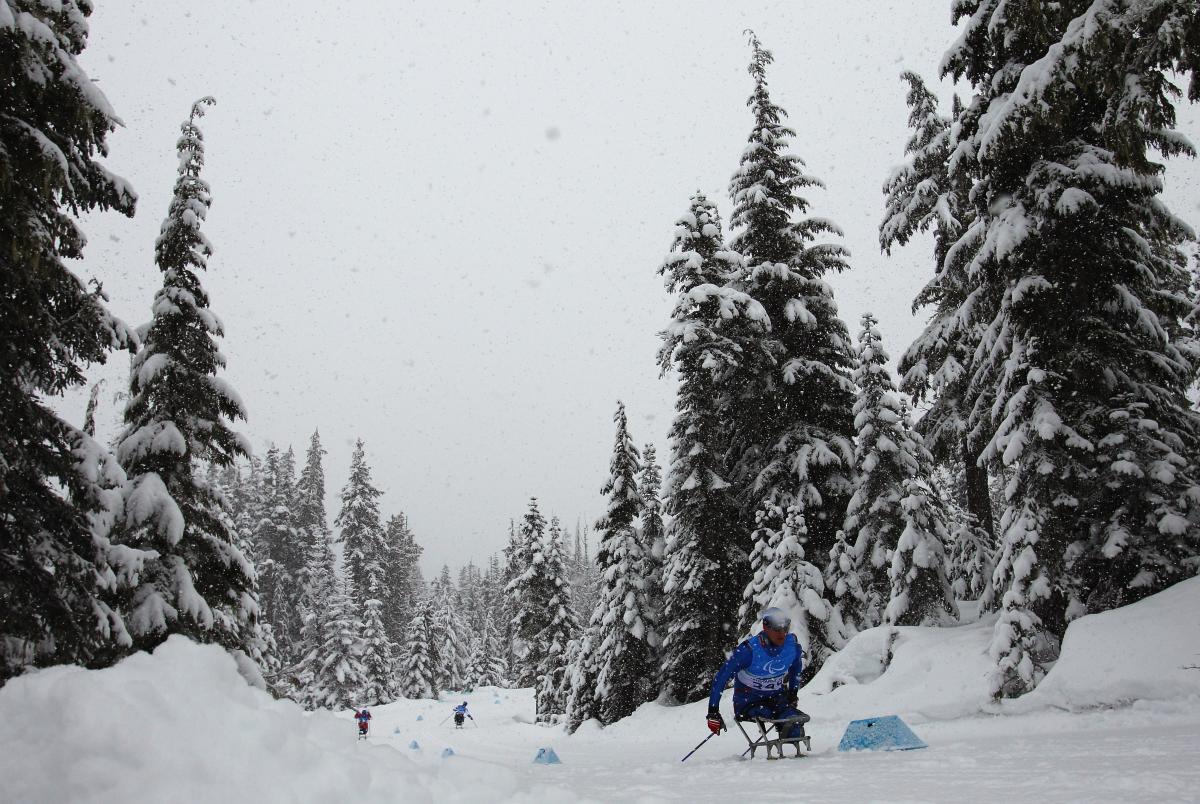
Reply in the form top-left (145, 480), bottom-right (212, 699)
top-left (453, 702), bottom-right (473, 728)
top-left (706, 607), bottom-right (805, 738)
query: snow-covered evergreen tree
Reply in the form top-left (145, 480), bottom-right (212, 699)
top-left (912, 0), bottom-right (1200, 697)
top-left (741, 505), bottom-right (841, 676)
top-left (467, 612), bottom-right (509, 688)
top-left (505, 500), bottom-right (544, 687)
top-left (255, 445), bottom-right (304, 664)
top-left (335, 439), bottom-right (387, 608)
top-left (382, 513), bottom-right (422, 646)
top-left (657, 192), bottom-right (766, 703)
top-left (358, 595), bottom-right (396, 705)
top-left (532, 517), bottom-right (581, 723)
top-left (0, 0), bottom-right (148, 682)
top-left (987, 499), bottom-right (1053, 698)
top-left (639, 444), bottom-right (666, 632)
top-left (585, 402), bottom-right (660, 724)
top-left (294, 431), bottom-right (330, 595)
top-left (948, 516), bottom-right (995, 604)
top-left (724, 31), bottom-right (856, 601)
top-left (305, 576), bottom-right (366, 709)
top-left (432, 567), bottom-right (469, 691)
top-left (882, 70), bottom-right (993, 538)
top-left (111, 98), bottom-right (262, 667)
top-left (399, 591), bottom-right (438, 700)
top-left (885, 479), bottom-right (959, 626)
top-left (842, 313), bottom-right (931, 628)
top-left (825, 528), bottom-right (867, 632)
top-left (289, 518), bottom-right (338, 703)
top-left (567, 523), bottom-right (601, 626)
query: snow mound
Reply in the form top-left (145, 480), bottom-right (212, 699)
top-left (1014, 576), bottom-right (1200, 711)
top-left (0, 636), bottom-right (576, 804)
top-left (799, 577), bottom-right (1200, 725)
top-left (801, 616), bottom-right (996, 722)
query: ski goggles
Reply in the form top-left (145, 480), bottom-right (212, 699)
top-left (762, 613), bottom-right (792, 632)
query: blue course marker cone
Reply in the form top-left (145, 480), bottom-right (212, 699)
top-left (409, 740), bottom-right (420, 750)
top-left (416, 715), bottom-right (423, 721)
top-left (441, 747), bottom-right (455, 758)
top-left (393, 726), bottom-right (400, 735)
top-left (837, 716), bottom-right (928, 752)
top-left (533, 747), bottom-right (562, 765)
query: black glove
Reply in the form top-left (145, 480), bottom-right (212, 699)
top-left (785, 687), bottom-right (798, 707)
top-left (706, 709), bottom-right (726, 734)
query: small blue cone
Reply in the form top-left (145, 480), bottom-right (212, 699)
top-left (533, 747), bottom-right (562, 765)
top-left (441, 747), bottom-right (455, 758)
top-left (837, 715), bottom-right (928, 752)
top-left (409, 740), bottom-right (420, 750)
top-left (416, 715), bottom-right (423, 721)
top-left (393, 726), bottom-right (400, 735)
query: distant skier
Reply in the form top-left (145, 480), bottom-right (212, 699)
top-left (453, 702), bottom-right (474, 729)
top-left (706, 608), bottom-right (806, 739)
top-left (355, 708), bottom-right (372, 737)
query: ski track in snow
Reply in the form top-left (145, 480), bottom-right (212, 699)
top-left (362, 690), bottom-right (1200, 803)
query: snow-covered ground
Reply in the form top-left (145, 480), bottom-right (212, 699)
top-left (3, 579), bottom-right (1199, 803)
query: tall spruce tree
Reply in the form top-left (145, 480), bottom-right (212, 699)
top-left (469, 612), bottom-right (509, 687)
top-left (294, 431), bottom-right (330, 592)
top-left (725, 32), bottom-right (856, 604)
top-left (399, 590), bottom-right (439, 699)
top-left (382, 513), bottom-right (422, 645)
top-left (586, 402), bottom-right (659, 723)
top-left (335, 439), bottom-right (386, 608)
top-left (111, 98), bottom-right (262, 667)
top-left (0, 0), bottom-right (147, 682)
top-left (639, 444), bottom-right (666, 631)
top-left (657, 192), bottom-right (766, 703)
top-left (255, 445), bottom-right (304, 665)
top-left (841, 313), bottom-right (932, 628)
top-left (432, 567), bottom-right (469, 691)
top-left (505, 498), bottom-right (549, 688)
top-left (289, 517), bottom-right (338, 703)
top-left (881, 71), bottom-right (994, 538)
top-left (358, 594), bottom-right (397, 705)
top-left (532, 517), bottom-right (581, 722)
top-left (306, 576), bottom-right (366, 709)
top-left (291, 431), bottom-right (331, 683)
top-left (918, 0), bottom-right (1200, 697)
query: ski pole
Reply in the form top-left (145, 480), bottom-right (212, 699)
top-left (680, 731), bottom-right (718, 762)
top-left (438, 716), bottom-right (450, 726)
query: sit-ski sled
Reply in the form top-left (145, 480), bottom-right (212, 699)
top-left (734, 711), bottom-right (811, 760)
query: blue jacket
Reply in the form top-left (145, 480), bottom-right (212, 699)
top-left (707, 633), bottom-right (803, 713)
top-left (454, 704), bottom-right (470, 715)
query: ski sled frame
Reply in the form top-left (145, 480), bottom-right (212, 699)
top-left (734, 711), bottom-right (812, 760)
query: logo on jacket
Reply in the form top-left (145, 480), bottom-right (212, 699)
top-left (763, 659), bottom-right (788, 674)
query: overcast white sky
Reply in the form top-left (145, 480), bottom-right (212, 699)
top-left (64, 2), bottom-right (1200, 575)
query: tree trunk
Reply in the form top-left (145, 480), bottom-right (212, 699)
top-left (962, 437), bottom-right (994, 538)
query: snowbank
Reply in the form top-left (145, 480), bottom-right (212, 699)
top-left (3, 580), bottom-right (1199, 803)
top-left (0, 637), bottom-right (576, 804)
top-left (799, 576), bottom-right (1200, 724)
top-left (1013, 576), bottom-right (1200, 711)
top-left (800, 616), bottom-right (996, 723)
